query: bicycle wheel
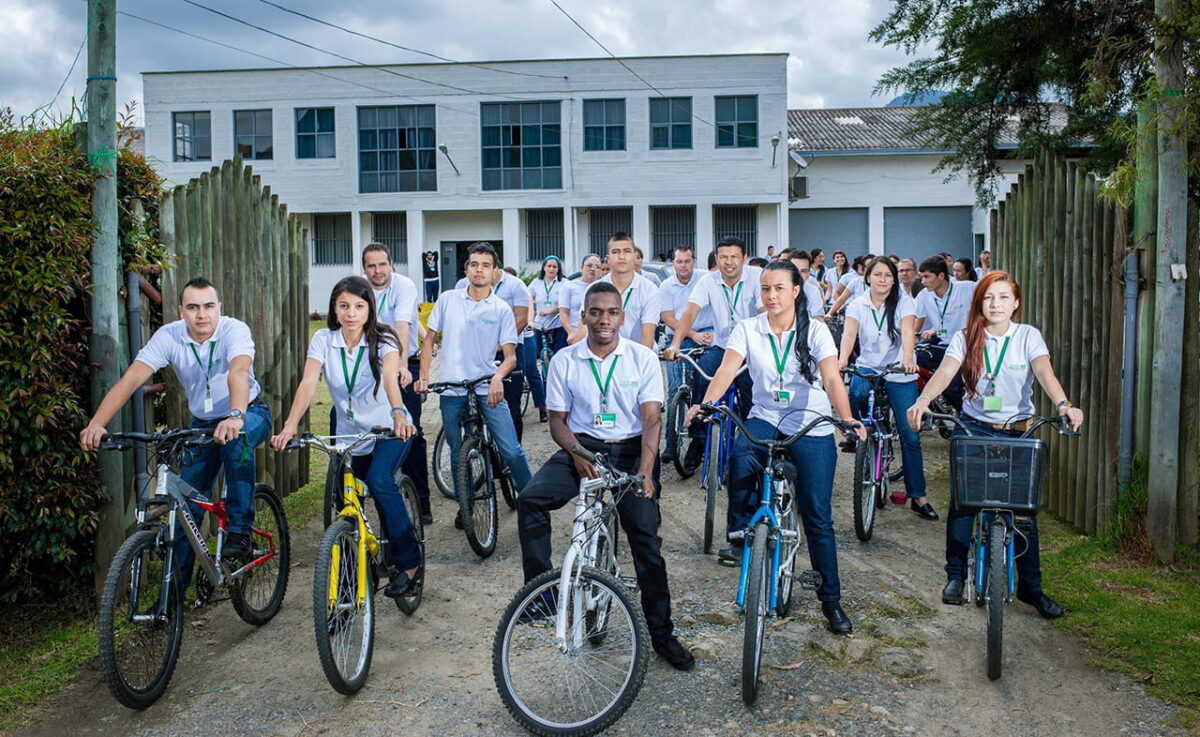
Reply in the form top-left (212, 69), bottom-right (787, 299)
top-left (496, 449), bottom-right (517, 510)
top-left (323, 455), bottom-right (346, 529)
top-left (741, 522), bottom-right (770, 705)
top-left (394, 473), bottom-right (425, 616)
top-left (774, 480), bottom-right (797, 617)
top-left (433, 428), bottom-right (455, 499)
top-left (494, 567), bottom-right (650, 737)
top-left (457, 436), bottom-right (498, 558)
top-left (702, 423), bottom-right (721, 554)
top-left (986, 517), bottom-right (1006, 681)
top-left (667, 387), bottom-right (693, 479)
top-left (585, 522), bottom-right (618, 647)
top-left (230, 484), bottom-right (291, 625)
top-left (521, 377), bottom-right (531, 416)
top-left (852, 437), bottom-right (877, 541)
top-left (313, 519), bottom-right (375, 694)
top-left (98, 529), bottom-right (184, 709)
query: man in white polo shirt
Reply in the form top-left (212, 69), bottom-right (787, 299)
top-left (787, 250), bottom-right (828, 322)
top-left (659, 245), bottom-right (714, 439)
top-left (572, 232), bottom-right (660, 347)
top-left (79, 277), bottom-right (270, 587)
top-left (516, 281), bottom-right (694, 671)
top-left (914, 255), bottom-right (976, 411)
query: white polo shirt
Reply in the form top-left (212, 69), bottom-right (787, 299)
top-left (727, 313), bottom-right (839, 437)
top-left (531, 277), bottom-right (565, 331)
top-left (946, 323), bottom-right (1050, 425)
top-left (803, 279), bottom-right (826, 319)
top-left (591, 273), bottom-right (661, 341)
top-left (427, 288), bottom-right (518, 397)
top-left (456, 272), bottom-right (531, 311)
top-left (659, 272), bottom-right (714, 335)
top-left (307, 328), bottom-right (398, 455)
top-left (372, 272), bottom-right (420, 358)
top-left (915, 280), bottom-right (976, 339)
top-left (823, 269), bottom-right (842, 294)
top-left (135, 317), bottom-right (261, 421)
top-left (839, 272), bottom-right (867, 299)
top-left (687, 266), bottom-right (762, 348)
top-left (845, 293), bottom-right (918, 383)
top-left (557, 278), bottom-right (593, 332)
top-left (545, 337), bottom-right (664, 442)
top-left (639, 269), bottom-right (663, 286)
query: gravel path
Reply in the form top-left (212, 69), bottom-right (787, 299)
top-left (10, 395), bottom-right (1186, 737)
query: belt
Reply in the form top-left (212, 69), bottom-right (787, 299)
top-left (963, 414), bottom-right (1031, 433)
top-left (576, 433), bottom-right (642, 449)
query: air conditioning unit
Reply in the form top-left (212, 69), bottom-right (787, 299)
top-left (789, 175), bottom-right (809, 201)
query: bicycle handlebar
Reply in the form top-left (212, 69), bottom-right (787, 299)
top-left (427, 375), bottom-right (495, 393)
top-left (919, 411), bottom-right (1079, 439)
top-left (698, 403), bottom-right (857, 448)
top-left (569, 444), bottom-right (647, 496)
top-left (100, 428), bottom-right (213, 452)
top-left (840, 363), bottom-right (910, 382)
top-left (663, 349), bottom-right (748, 381)
top-left (283, 427), bottom-right (396, 455)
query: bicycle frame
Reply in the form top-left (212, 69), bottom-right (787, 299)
top-left (845, 367), bottom-right (902, 486)
top-left (734, 457), bottom-right (800, 613)
top-left (555, 474), bottom-right (621, 650)
top-left (971, 511), bottom-right (1017, 603)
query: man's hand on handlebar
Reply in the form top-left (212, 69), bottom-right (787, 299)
top-left (907, 397), bottom-right (931, 430)
top-left (661, 344), bottom-right (680, 362)
top-left (487, 376), bottom-right (505, 408)
top-left (413, 378), bottom-right (429, 394)
top-left (1058, 404), bottom-right (1084, 432)
top-left (80, 422), bottom-right (107, 451)
top-left (637, 474), bottom-right (656, 499)
top-left (270, 423), bottom-right (300, 451)
top-left (683, 403), bottom-right (710, 427)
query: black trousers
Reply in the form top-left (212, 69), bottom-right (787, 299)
top-left (516, 434), bottom-right (675, 641)
top-left (400, 358), bottom-right (430, 501)
top-left (499, 344), bottom-right (525, 442)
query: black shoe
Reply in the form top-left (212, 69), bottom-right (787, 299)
top-left (538, 408), bottom-right (549, 423)
top-left (839, 437), bottom-right (857, 454)
top-left (222, 532), bottom-right (251, 560)
top-left (910, 499), bottom-right (940, 520)
top-left (418, 497), bottom-right (433, 526)
top-left (383, 571), bottom-right (418, 599)
top-left (683, 439), bottom-right (704, 474)
top-left (652, 635), bottom-right (696, 671)
top-left (821, 601), bottom-right (852, 635)
top-left (942, 579), bottom-right (966, 605)
top-left (717, 545), bottom-right (743, 567)
top-left (454, 510), bottom-right (465, 529)
top-left (1017, 590), bottom-right (1064, 619)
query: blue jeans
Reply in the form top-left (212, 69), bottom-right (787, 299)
top-left (176, 400), bottom-right (272, 588)
top-left (664, 330), bottom-right (710, 399)
top-left (688, 345), bottom-right (752, 439)
top-left (728, 418), bottom-right (841, 601)
top-left (349, 438), bottom-right (422, 571)
top-left (440, 394), bottom-right (533, 496)
top-left (501, 344), bottom-right (526, 442)
top-left (848, 373), bottom-right (926, 498)
top-left (424, 279), bottom-right (439, 303)
top-left (523, 334), bottom-right (547, 409)
top-left (944, 416), bottom-right (1043, 595)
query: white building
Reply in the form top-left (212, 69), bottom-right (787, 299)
top-left (143, 54), bottom-right (790, 309)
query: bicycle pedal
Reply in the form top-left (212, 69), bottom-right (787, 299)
top-left (619, 576), bottom-right (639, 591)
top-left (728, 530), bottom-right (746, 541)
top-left (793, 570), bottom-right (823, 590)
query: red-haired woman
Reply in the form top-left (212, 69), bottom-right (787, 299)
top-left (908, 271), bottom-right (1084, 619)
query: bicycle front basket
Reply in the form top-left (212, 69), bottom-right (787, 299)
top-left (948, 435), bottom-right (1047, 514)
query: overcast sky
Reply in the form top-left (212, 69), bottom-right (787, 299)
top-left (1, 0), bottom-right (920, 123)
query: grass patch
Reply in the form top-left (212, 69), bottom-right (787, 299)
top-left (1041, 518), bottom-right (1200, 724)
top-left (0, 606), bottom-right (98, 732)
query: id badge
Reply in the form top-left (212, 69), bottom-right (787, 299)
top-left (203, 396), bottom-right (214, 414)
top-left (937, 328), bottom-right (948, 339)
top-left (545, 299), bottom-right (554, 306)
top-left (593, 412), bottom-right (617, 429)
top-left (772, 389), bottom-right (793, 405)
top-left (983, 395), bottom-right (1003, 412)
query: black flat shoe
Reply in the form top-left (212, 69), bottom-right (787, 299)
top-left (942, 579), bottom-right (966, 605)
top-left (821, 601), bottom-right (852, 635)
top-left (652, 635), bottom-right (696, 671)
top-left (910, 499), bottom-right (940, 520)
top-left (538, 409), bottom-right (548, 423)
top-left (418, 498), bottom-right (433, 526)
top-left (717, 545), bottom-right (743, 567)
top-left (383, 572), bottom-right (417, 599)
top-left (221, 532), bottom-right (251, 560)
top-left (1017, 591), bottom-right (1064, 619)
top-left (454, 510), bottom-right (465, 529)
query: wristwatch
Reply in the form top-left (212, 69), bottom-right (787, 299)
top-left (228, 409), bottom-right (245, 420)
top-left (1055, 400), bottom-right (1073, 410)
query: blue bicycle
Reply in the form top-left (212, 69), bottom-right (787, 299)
top-left (700, 403), bottom-right (854, 705)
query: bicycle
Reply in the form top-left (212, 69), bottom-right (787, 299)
top-left (915, 343), bottom-right (958, 439)
top-left (429, 375), bottom-right (517, 558)
top-left (284, 428), bottom-right (425, 694)
top-left (493, 445), bottom-right (650, 736)
top-left (432, 426), bottom-right (455, 499)
top-left (841, 364), bottom-right (909, 541)
top-left (920, 411), bottom-right (1077, 681)
top-left (97, 429), bottom-right (290, 708)
top-left (699, 404), bottom-right (853, 705)
top-left (661, 346), bottom-right (702, 479)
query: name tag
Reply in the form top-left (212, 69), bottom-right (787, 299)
top-left (593, 412), bottom-right (617, 429)
top-left (772, 389), bottom-right (793, 405)
top-left (545, 300), bottom-right (554, 306)
top-left (937, 328), bottom-right (948, 338)
top-left (983, 395), bottom-right (1004, 412)
top-left (203, 397), bottom-right (214, 413)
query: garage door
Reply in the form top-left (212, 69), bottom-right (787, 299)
top-left (883, 206), bottom-right (974, 264)
top-left (789, 208), bottom-right (868, 258)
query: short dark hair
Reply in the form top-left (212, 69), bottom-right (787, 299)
top-left (179, 276), bottom-right (217, 304)
top-left (707, 251), bottom-right (717, 269)
top-left (777, 248), bottom-right (793, 260)
top-left (715, 236), bottom-right (746, 255)
top-left (584, 281), bottom-right (621, 309)
top-left (361, 241), bottom-right (390, 267)
top-left (672, 245), bottom-right (694, 260)
top-left (790, 249), bottom-right (811, 264)
top-left (633, 244), bottom-right (644, 258)
top-left (919, 255), bottom-right (949, 277)
top-left (748, 256), bottom-right (769, 268)
top-left (608, 231), bottom-right (634, 249)
top-left (810, 247), bottom-right (824, 258)
top-left (466, 242), bottom-right (498, 266)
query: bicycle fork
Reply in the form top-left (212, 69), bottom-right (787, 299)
top-left (971, 512), bottom-right (1016, 603)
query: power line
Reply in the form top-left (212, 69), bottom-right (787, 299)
top-left (254, 0), bottom-right (567, 81)
top-left (27, 0), bottom-right (96, 122)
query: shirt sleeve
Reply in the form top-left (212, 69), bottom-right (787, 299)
top-left (845, 296), bottom-right (865, 325)
top-left (455, 277), bottom-right (468, 290)
top-left (427, 294), bottom-right (447, 333)
top-left (508, 277), bottom-right (531, 309)
top-left (809, 321), bottom-right (838, 363)
top-left (688, 275), bottom-right (713, 309)
top-left (805, 282), bottom-right (825, 318)
top-left (898, 294), bottom-right (918, 320)
top-left (945, 329), bottom-right (967, 363)
top-left (640, 283), bottom-right (661, 326)
top-left (913, 291), bottom-right (931, 322)
top-left (224, 319), bottom-right (256, 361)
top-left (1024, 326), bottom-right (1050, 363)
top-left (544, 352), bottom-right (570, 412)
top-left (636, 348), bottom-right (665, 405)
top-left (379, 340), bottom-right (399, 358)
top-left (305, 330), bottom-right (329, 364)
top-left (134, 325), bottom-right (175, 371)
top-left (394, 280), bottom-right (418, 327)
top-left (496, 304), bottom-right (518, 346)
top-left (726, 319), bottom-right (749, 358)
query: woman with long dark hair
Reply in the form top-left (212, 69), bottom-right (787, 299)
top-left (909, 271), bottom-right (1084, 618)
top-left (824, 250), bottom-right (848, 302)
top-left (524, 255), bottom-right (567, 422)
top-left (953, 257), bottom-right (978, 282)
top-left (838, 257), bottom-right (935, 519)
top-left (687, 261), bottom-right (866, 635)
top-left (271, 276), bottom-right (422, 597)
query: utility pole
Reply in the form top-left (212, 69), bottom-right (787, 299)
top-left (1147, 0), bottom-right (1187, 563)
top-left (87, 0), bottom-right (124, 593)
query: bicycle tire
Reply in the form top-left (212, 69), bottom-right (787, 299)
top-left (852, 438), bottom-right (877, 541)
top-left (496, 448), bottom-right (517, 510)
top-left (585, 522), bottom-right (617, 647)
top-left (457, 436), bottom-right (498, 558)
top-left (493, 567), bottom-right (650, 737)
top-left (323, 455), bottom-right (345, 529)
top-left (666, 387), bottom-right (692, 479)
top-left (433, 428), bottom-right (455, 499)
top-left (313, 519), bottom-right (375, 694)
top-left (98, 529), bottom-right (184, 709)
top-left (741, 522), bottom-right (770, 705)
top-left (702, 422), bottom-right (721, 554)
top-left (230, 484), bottom-right (290, 625)
top-left (775, 479), bottom-right (797, 617)
top-left (986, 517), bottom-right (1006, 681)
top-left (394, 474), bottom-right (425, 616)
top-left (521, 378), bottom-right (531, 416)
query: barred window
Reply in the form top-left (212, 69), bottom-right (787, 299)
top-left (526, 209), bottom-right (565, 263)
top-left (372, 212), bottom-right (408, 265)
top-left (588, 207), bottom-right (633, 254)
top-left (651, 206), bottom-right (696, 255)
top-left (312, 213), bottom-right (352, 266)
top-left (713, 205), bottom-right (758, 254)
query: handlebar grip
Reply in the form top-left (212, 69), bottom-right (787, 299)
top-left (370, 426), bottom-right (395, 437)
top-left (569, 444), bottom-right (596, 463)
top-left (698, 403), bottom-right (718, 417)
top-left (98, 435), bottom-right (132, 451)
top-left (284, 438), bottom-right (305, 451)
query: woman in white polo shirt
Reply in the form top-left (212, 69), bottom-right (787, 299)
top-left (909, 270), bottom-right (1084, 619)
top-left (687, 261), bottom-right (865, 635)
top-left (559, 253), bottom-right (602, 344)
top-left (271, 276), bottom-right (421, 599)
top-left (524, 255), bottom-right (567, 423)
top-left (838, 257), bottom-right (937, 520)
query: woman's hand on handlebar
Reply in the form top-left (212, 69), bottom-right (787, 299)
top-left (842, 417), bottom-right (867, 442)
top-left (270, 422), bottom-right (300, 451)
top-left (683, 403), bottom-right (708, 427)
top-left (900, 355), bottom-right (918, 375)
top-left (392, 415), bottom-right (416, 441)
top-left (907, 397), bottom-right (930, 431)
top-left (1058, 404), bottom-right (1084, 432)
top-left (80, 422), bottom-right (107, 451)
top-left (413, 378), bottom-right (429, 394)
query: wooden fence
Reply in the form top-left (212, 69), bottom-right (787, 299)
top-left (159, 155), bottom-right (309, 495)
top-left (990, 153), bottom-right (1127, 534)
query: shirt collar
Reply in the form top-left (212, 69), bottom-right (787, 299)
top-left (460, 285), bottom-right (496, 303)
top-left (985, 323), bottom-right (1019, 340)
top-left (184, 317), bottom-right (220, 347)
top-left (577, 337), bottom-right (629, 362)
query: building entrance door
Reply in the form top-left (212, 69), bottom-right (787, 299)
top-left (440, 240), bottom-right (503, 290)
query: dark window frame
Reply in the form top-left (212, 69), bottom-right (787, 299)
top-left (714, 95), bottom-right (758, 148)
top-left (172, 111), bottom-right (211, 162)
top-left (234, 109), bottom-right (273, 161)
top-left (357, 105), bottom-right (438, 194)
top-left (649, 97), bottom-right (692, 150)
top-left (582, 98), bottom-right (626, 152)
top-left (480, 100), bottom-right (563, 191)
top-left (295, 107), bottom-right (336, 159)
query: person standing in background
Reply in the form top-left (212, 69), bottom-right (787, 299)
top-left (423, 250), bottom-right (440, 303)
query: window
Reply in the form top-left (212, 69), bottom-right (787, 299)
top-left (481, 101), bottom-right (562, 190)
top-left (372, 212), bottom-right (407, 264)
top-left (358, 105), bottom-right (437, 193)
top-left (312, 213), bottom-right (352, 266)
top-left (651, 206), bottom-right (696, 255)
top-left (296, 107), bottom-right (335, 159)
top-left (649, 97), bottom-right (691, 150)
top-left (714, 95), bottom-right (757, 148)
top-left (583, 99), bottom-right (625, 151)
top-left (234, 109), bottom-right (273, 160)
top-left (713, 205), bottom-right (758, 254)
top-left (526, 209), bottom-right (564, 263)
top-left (588, 207), bottom-right (632, 254)
top-left (173, 111), bottom-right (211, 162)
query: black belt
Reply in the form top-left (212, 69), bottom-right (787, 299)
top-left (575, 433), bottom-right (642, 449)
top-left (248, 396), bottom-right (268, 409)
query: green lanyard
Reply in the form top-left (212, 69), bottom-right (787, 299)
top-left (339, 345), bottom-right (366, 420)
top-left (935, 283), bottom-right (954, 324)
top-left (983, 336), bottom-right (1011, 382)
top-left (544, 279), bottom-right (555, 301)
top-left (620, 285), bottom-right (634, 311)
top-left (768, 330), bottom-right (795, 389)
top-left (870, 303), bottom-right (887, 333)
top-left (722, 280), bottom-right (744, 323)
top-left (189, 341), bottom-right (216, 400)
top-left (376, 290), bottom-right (389, 316)
top-left (587, 354), bottom-right (620, 410)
